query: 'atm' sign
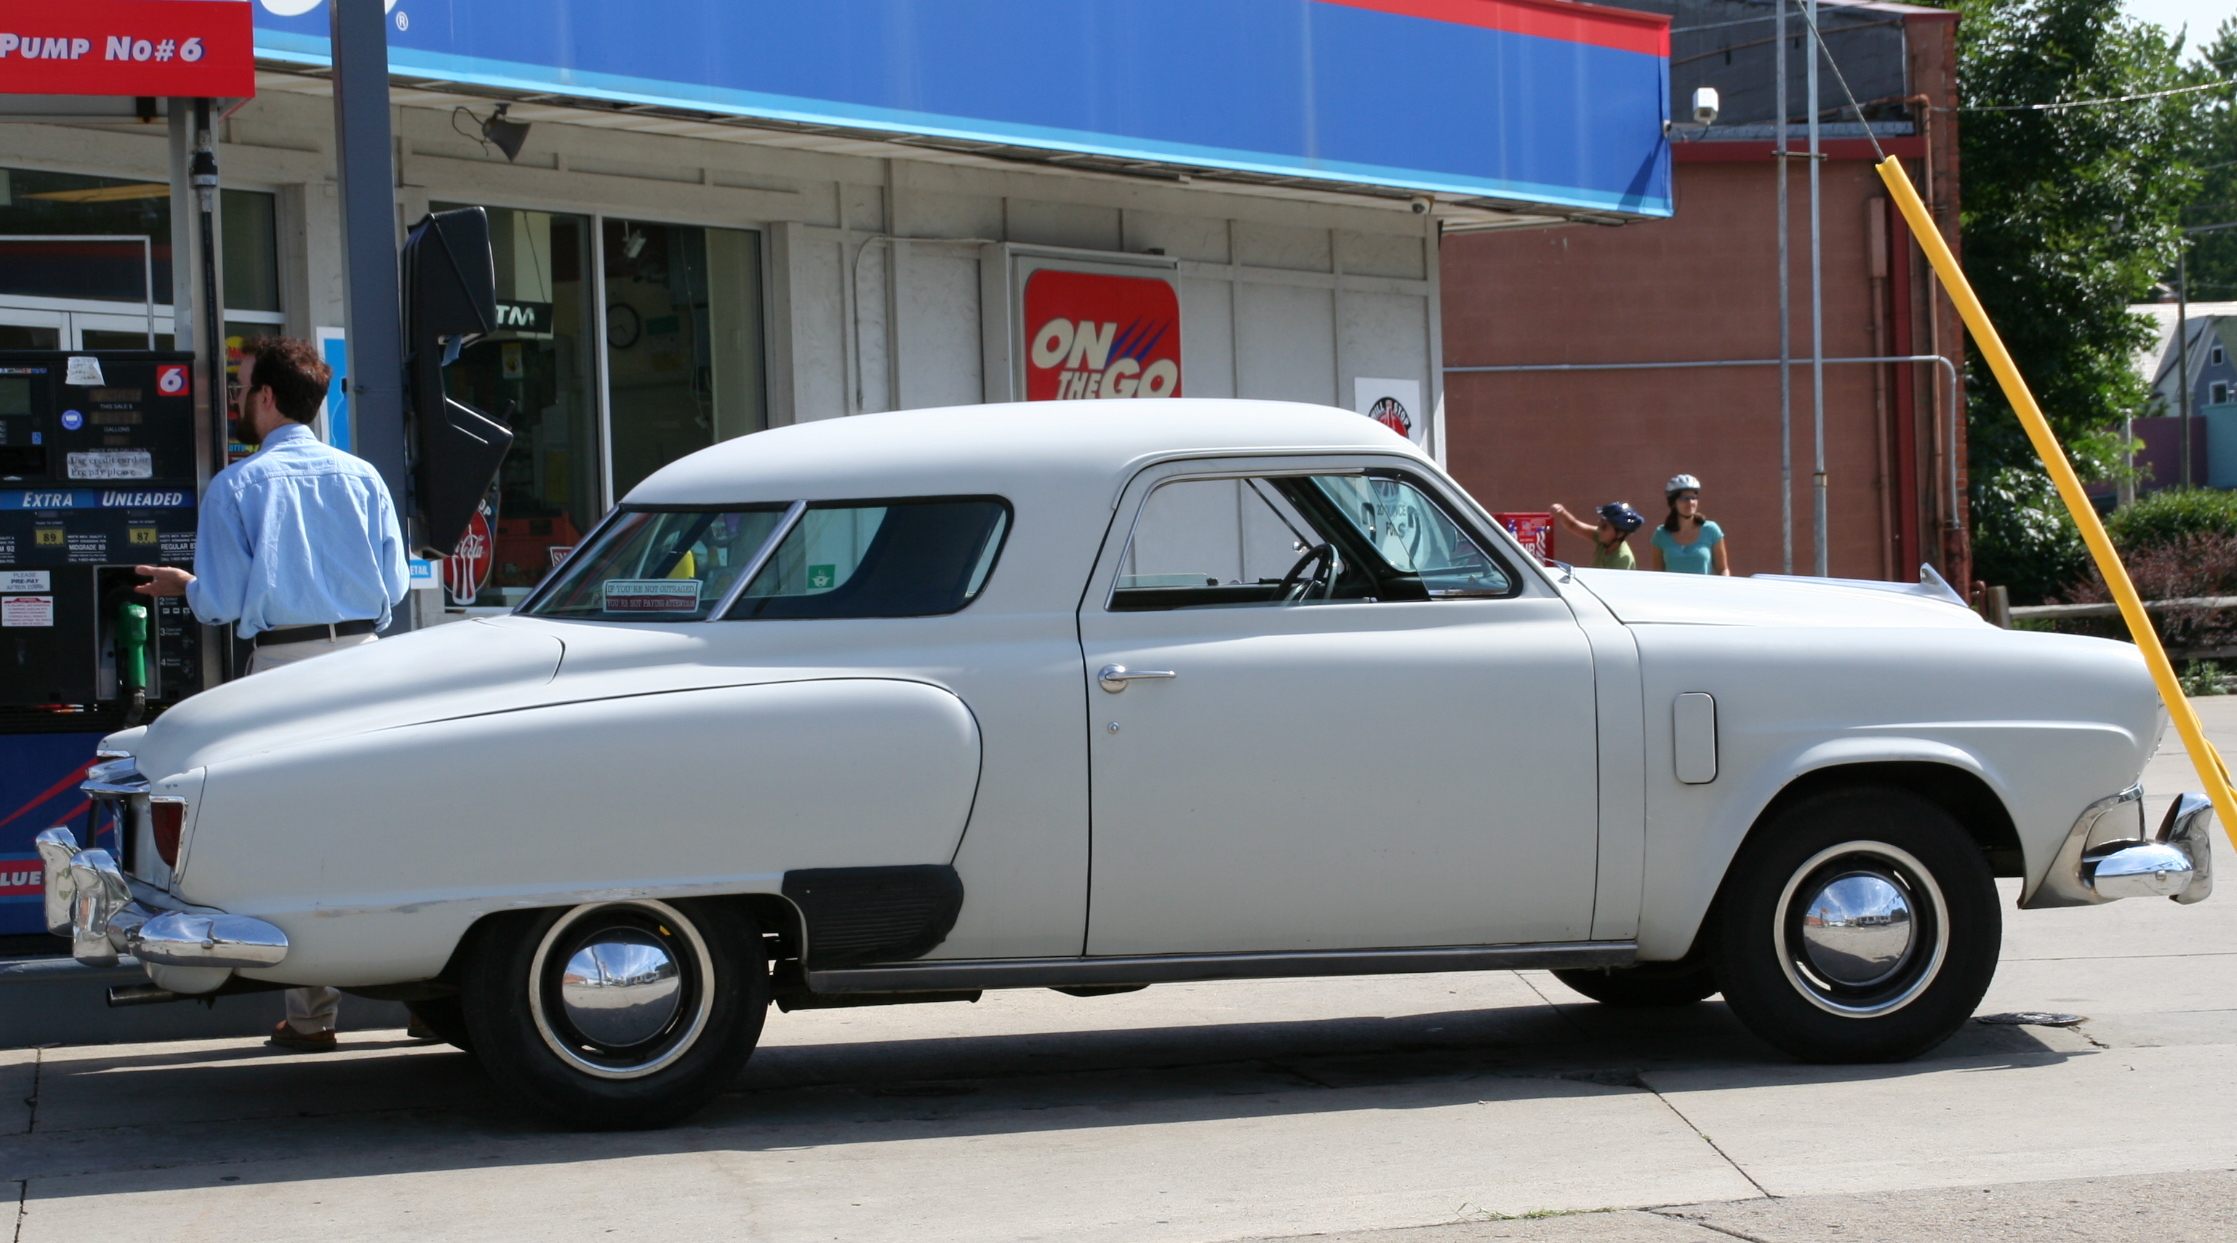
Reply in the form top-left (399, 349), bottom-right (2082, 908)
top-left (1024, 269), bottom-right (1181, 402)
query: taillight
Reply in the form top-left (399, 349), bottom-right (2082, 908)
top-left (150, 799), bottom-right (185, 867)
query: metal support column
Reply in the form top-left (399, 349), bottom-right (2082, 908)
top-left (329, 0), bottom-right (408, 537)
top-left (1807, 0), bottom-right (1827, 576)
top-left (1775, 0), bottom-right (1792, 574)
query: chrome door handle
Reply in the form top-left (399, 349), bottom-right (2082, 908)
top-left (1098, 664), bottom-right (1176, 693)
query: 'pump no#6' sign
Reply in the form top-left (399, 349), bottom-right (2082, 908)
top-left (0, 0), bottom-right (254, 98)
top-left (1024, 270), bottom-right (1181, 402)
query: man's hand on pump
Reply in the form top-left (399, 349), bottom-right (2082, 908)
top-left (135, 565), bottom-right (194, 597)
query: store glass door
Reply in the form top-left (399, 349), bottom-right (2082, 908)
top-left (431, 203), bottom-right (603, 608)
top-left (601, 220), bottom-right (766, 498)
top-left (0, 307), bottom-right (62, 350)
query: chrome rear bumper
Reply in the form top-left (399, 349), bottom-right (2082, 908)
top-left (39, 760), bottom-right (291, 995)
top-left (2023, 785), bottom-right (2216, 908)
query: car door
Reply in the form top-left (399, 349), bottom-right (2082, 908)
top-left (1077, 457), bottom-right (1602, 956)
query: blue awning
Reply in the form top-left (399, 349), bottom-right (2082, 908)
top-left (253, 0), bottom-right (1673, 219)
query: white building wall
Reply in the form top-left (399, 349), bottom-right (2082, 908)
top-left (3, 84), bottom-right (1445, 466)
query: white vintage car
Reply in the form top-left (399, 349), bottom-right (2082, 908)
top-left (43, 400), bottom-right (2214, 1127)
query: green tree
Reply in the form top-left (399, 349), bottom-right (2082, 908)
top-left (1949, 0), bottom-right (2202, 600)
top-left (2182, 20), bottom-right (2237, 298)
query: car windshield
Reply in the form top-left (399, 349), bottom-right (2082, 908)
top-left (523, 498), bottom-right (1012, 621)
top-left (524, 508), bottom-right (789, 621)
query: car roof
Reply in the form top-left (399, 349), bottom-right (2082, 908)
top-left (625, 399), bottom-right (1427, 509)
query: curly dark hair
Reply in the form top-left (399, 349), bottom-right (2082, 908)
top-left (240, 337), bottom-right (332, 423)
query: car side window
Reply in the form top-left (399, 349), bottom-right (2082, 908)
top-left (1306, 475), bottom-right (1511, 598)
top-left (1109, 471), bottom-right (1511, 611)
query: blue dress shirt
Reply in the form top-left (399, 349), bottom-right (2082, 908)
top-left (186, 421), bottom-right (410, 638)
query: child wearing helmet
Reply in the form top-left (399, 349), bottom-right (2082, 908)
top-left (1650, 474), bottom-right (1730, 574)
top-left (1550, 500), bottom-right (1645, 570)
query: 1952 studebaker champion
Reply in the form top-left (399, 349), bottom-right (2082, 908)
top-left (41, 400), bottom-right (2216, 1127)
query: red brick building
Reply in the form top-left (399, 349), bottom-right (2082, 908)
top-left (1440, 0), bottom-right (1965, 584)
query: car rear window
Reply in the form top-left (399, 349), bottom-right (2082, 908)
top-left (522, 498), bottom-right (1009, 622)
top-left (726, 499), bottom-right (1010, 619)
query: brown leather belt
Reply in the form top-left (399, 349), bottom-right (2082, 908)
top-left (252, 619), bottom-right (378, 647)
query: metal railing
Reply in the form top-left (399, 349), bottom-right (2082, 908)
top-left (2012, 596), bottom-right (2237, 620)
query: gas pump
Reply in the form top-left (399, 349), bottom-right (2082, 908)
top-left (0, 350), bottom-right (205, 714)
top-left (0, 351), bottom-right (205, 932)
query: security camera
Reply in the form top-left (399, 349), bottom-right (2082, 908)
top-left (1666, 87), bottom-right (1721, 137)
top-left (1691, 87), bottom-right (1720, 127)
top-left (1409, 196), bottom-right (1432, 215)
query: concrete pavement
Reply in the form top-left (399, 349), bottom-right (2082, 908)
top-left (7, 701), bottom-right (2236, 1242)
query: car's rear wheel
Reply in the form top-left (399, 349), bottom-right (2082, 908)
top-left (460, 898), bottom-right (768, 1129)
top-left (1551, 960), bottom-right (1718, 1007)
top-left (1711, 786), bottom-right (1999, 1063)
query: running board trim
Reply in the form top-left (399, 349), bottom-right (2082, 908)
top-left (807, 940), bottom-right (1637, 994)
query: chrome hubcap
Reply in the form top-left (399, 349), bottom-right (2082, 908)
top-left (1798, 873), bottom-right (1916, 987)
top-left (559, 931), bottom-right (682, 1048)
top-left (527, 901), bottom-right (713, 1080)
top-left (1774, 841), bottom-right (1948, 1018)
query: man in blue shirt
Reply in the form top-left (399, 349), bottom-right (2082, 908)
top-left (135, 336), bottom-right (409, 1052)
top-left (136, 336), bottom-right (408, 673)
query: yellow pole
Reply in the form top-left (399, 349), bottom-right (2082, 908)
top-left (1876, 155), bottom-right (2237, 851)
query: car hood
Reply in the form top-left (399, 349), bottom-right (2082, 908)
top-left (122, 618), bottom-right (568, 777)
top-left (1570, 569), bottom-right (1991, 630)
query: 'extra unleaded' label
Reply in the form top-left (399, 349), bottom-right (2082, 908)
top-left (602, 579), bottom-right (701, 611)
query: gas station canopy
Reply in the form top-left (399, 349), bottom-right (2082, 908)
top-left (246, 0), bottom-right (1674, 223)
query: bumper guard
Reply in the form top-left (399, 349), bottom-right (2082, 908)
top-left (37, 759), bottom-right (290, 993)
top-left (2023, 784), bottom-right (2216, 908)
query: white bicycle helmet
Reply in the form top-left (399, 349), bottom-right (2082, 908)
top-left (1665, 473), bottom-right (1702, 498)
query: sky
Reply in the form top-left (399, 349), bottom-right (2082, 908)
top-left (2124, 0), bottom-right (2234, 55)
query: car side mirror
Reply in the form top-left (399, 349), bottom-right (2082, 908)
top-left (402, 206), bottom-right (513, 558)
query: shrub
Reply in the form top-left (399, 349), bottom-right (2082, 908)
top-left (2059, 530), bottom-right (2237, 650)
top-left (2106, 488), bottom-right (2237, 551)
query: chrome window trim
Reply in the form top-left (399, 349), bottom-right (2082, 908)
top-left (707, 499), bottom-right (807, 621)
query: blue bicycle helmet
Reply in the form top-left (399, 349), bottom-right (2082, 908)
top-left (1598, 502), bottom-right (1645, 534)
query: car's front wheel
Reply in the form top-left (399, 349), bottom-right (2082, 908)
top-left (460, 898), bottom-right (769, 1128)
top-left (1711, 786), bottom-right (1999, 1063)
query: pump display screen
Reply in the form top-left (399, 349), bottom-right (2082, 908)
top-left (0, 379), bottom-right (28, 416)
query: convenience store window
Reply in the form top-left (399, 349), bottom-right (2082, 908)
top-left (602, 220), bottom-right (766, 498)
top-left (430, 202), bottom-right (602, 602)
top-left (0, 167), bottom-right (281, 349)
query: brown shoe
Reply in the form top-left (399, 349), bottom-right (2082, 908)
top-left (405, 1009), bottom-right (438, 1042)
top-left (266, 1020), bottom-right (337, 1053)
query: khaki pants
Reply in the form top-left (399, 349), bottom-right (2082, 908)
top-left (246, 630), bottom-right (377, 676)
top-left (250, 630), bottom-right (377, 1033)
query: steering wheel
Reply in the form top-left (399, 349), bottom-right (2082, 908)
top-left (1276, 543), bottom-right (1339, 603)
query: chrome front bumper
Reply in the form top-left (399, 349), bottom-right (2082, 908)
top-left (39, 758), bottom-right (291, 994)
top-left (2023, 785), bottom-right (2216, 908)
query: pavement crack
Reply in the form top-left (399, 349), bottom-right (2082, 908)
top-left (1261, 1059), bottom-right (1337, 1089)
top-left (22, 1051), bottom-right (38, 1136)
top-left (1516, 970), bottom-right (1594, 1039)
top-left (1649, 1212), bottom-right (1777, 1243)
top-left (1639, 1076), bottom-right (1775, 1202)
top-left (11, 1178), bottom-right (23, 1243)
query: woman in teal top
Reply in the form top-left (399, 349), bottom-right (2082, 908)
top-left (1649, 474), bottom-right (1730, 574)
